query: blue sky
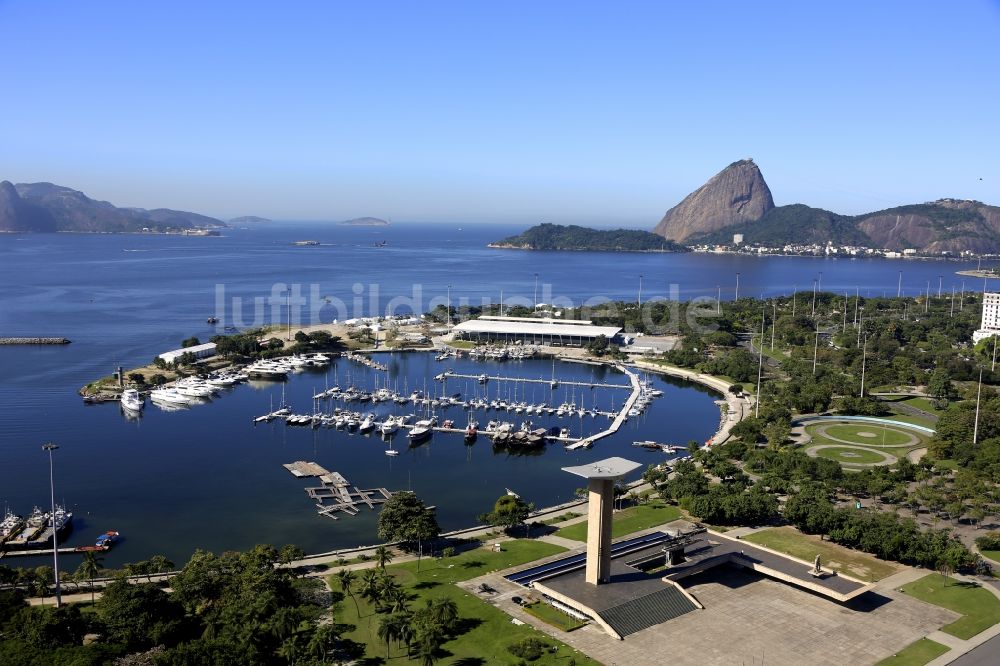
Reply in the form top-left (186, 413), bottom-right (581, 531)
top-left (1, 1), bottom-right (998, 223)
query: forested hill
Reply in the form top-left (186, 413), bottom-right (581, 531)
top-left (489, 223), bottom-right (688, 252)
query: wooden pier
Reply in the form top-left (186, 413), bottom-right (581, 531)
top-left (283, 460), bottom-right (330, 477)
top-left (287, 465), bottom-right (395, 520)
top-left (565, 365), bottom-right (642, 450)
top-left (439, 371), bottom-right (630, 390)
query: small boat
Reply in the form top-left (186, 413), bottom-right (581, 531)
top-left (206, 316), bottom-right (219, 324)
top-left (505, 487), bottom-right (520, 499)
top-left (464, 419), bottom-right (478, 443)
top-left (120, 388), bottom-right (144, 412)
top-left (478, 373), bottom-right (489, 384)
top-left (359, 413), bottom-right (377, 433)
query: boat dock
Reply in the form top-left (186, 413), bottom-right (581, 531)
top-left (284, 463), bottom-right (394, 519)
top-left (0, 337), bottom-right (71, 345)
top-left (283, 460), bottom-right (330, 477)
top-left (439, 370), bottom-right (630, 390)
top-left (565, 365), bottom-right (642, 450)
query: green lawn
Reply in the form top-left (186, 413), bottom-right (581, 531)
top-left (814, 446), bottom-right (889, 465)
top-left (823, 424), bottom-right (916, 446)
top-left (902, 397), bottom-right (946, 416)
top-left (901, 574), bottom-right (1000, 639)
top-left (874, 638), bottom-right (949, 666)
top-left (523, 602), bottom-right (586, 632)
top-left (329, 539), bottom-right (600, 665)
top-left (981, 550), bottom-right (1000, 565)
top-left (554, 501), bottom-right (682, 542)
top-left (885, 412), bottom-right (938, 429)
top-left (743, 527), bottom-right (898, 582)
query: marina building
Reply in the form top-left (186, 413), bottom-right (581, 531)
top-left (973, 292), bottom-right (1000, 343)
top-left (451, 315), bottom-right (622, 347)
top-left (158, 342), bottom-right (217, 365)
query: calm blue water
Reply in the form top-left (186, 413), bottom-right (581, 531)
top-left (0, 224), bottom-right (983, 566)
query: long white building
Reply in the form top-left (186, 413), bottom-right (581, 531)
top-left (452, 315), bottom-right (622, 347)
top-left (973, 292), bottom-right (1000, 343)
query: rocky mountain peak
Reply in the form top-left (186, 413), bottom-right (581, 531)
top-left (653, 159), bottom-right (775, 242)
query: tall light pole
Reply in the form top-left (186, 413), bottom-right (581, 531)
top-left (818, 271), bottom-right (823, 292)
top-left (812, 322), bottom-right (820, 375)
top-left (42, 443), bottom-right (61, 607)
top-left (897, 270), bottom-right (902, 298)
top-left (446, 284), bottom-right (451, 325)
top-left (961, 280), bottom-right (966, 311)
top-left (638, 274), bottom-right (643, 307)
top-left (755, 304), bottom-right (764, 417)
top-left (859, 333), bottom-right (868, 397)
top-left (717, 285), bottom-right (721, 314)
top-left (792, 284), bottom-right (796, 317)
top-left (533, 273), bottom-right (539, 310)
top-left (925, 281), bottom-right (930, 314)
top-left (854, 286), bottom-right (859, 327)
top-left (771, 300), bottom-right (776, 350)
top-left (951, 287), bottom-right (955, 318)
top-left (973, 367), bottom-right (984, 445)
top-left (811, 279), bottom-right (817, 316)
top-left (938, 275), bottom-right (943, 299)
top-left (735, 273), bottom-right (740, 302)
top-left (843, 292), bottom-right (848, 332)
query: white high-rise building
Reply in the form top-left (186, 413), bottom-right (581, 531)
top-left (973, 292), bottom-right (1000, 343)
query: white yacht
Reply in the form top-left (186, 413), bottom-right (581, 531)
top-left (120, 388), bottom-right (144, 412)
top-left (150, 388), bottom-right (192, 405)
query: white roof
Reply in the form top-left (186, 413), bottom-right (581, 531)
top-left (453, 318), bottom-right (621, 338)
top-left (563, 457), bottom-right (642, 480)
top-left (478, 315), bottom-right (595, 325)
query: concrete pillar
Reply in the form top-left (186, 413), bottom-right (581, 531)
top-left (586, 477), bottom-right (614, 584)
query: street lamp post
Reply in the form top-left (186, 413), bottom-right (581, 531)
top-left (755, 304), bottom-right (764, 418)
top-left (735, 273), bottom-right (740, 302)
top-left (717, 285), bottom-right (721, 314)
top-left (860, 333), bottom-right (868, 398)
top-left (42, 443), bottom-right (61, 607)
top-left (897, 270), bottom-right (902, 298)
top-left (638, 274), bottom-right (643, 307)
top-left (974, 368), bottom-right (984, 445)
top-left (446, 285), bottom-right (451, 325)
top-left (533, 273), bottom-right (538, 310)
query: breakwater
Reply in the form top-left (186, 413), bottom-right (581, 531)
top-left (0, 337), bottom-right (71, 345)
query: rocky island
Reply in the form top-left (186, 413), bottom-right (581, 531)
top-left (489, 223), bottom-right (687, 252)
top-left (338, 216), bottom-right (389, 226)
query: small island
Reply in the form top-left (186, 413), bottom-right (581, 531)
top-left (339, 217), bottom-right (389, 226)
top-left (229, 215), bottom-right (272, 225)
top-left (489, 223), bottom-right (688, 252)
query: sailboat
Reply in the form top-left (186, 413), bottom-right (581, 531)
top-left (385, 437), bottom-right (399, 456)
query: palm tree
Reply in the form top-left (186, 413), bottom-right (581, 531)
top-left (358, 569), bottom-right (382, 610)
top-left (377, 614), bottom-right (398, 659)
top-left (306, 624), bottom-right (337, 662)
top-left (335, 569), bottom-right (360, 616)
top-left (76, 551), bottom-right (104, 603)
top-left (385, 586), bottom-right (410, 614)
top-left (430, 597), bottom-right (458, 632)
top-left (374, 545), bottom-right (393, 570)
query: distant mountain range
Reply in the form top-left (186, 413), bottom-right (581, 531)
top-left (0, 181), bottom-right (225, 233)
top-left (490, 223), bottom-right (687, 252)
top-left (654, 160), bottom-right (1000, 253)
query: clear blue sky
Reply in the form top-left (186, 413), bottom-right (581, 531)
top-left (1, 1), bottom-right (998, 224)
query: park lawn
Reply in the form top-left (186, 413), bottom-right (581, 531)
top-left (884, 411), bottom-right (938, 430)
top-left (814, 446), bottom-right (888, 465)
top-left (901, 574), bottom-right (1000, 639)
top-left (743, 527), bottom-right (898, 582)
top-left (823, 424), bottom-right (916, 446)
top-left (330, 539), bottom-right (600, 665)
top-left (873, 638), bottom-right (949, 666)
top-left (523, 601), bottom-right (587, 632)
top-left (554, 501), bottom-right (682, 542)
top-left (902, 397), bottom-right (946, 416)
top-left (981, 550), bottom-right (1000, 565)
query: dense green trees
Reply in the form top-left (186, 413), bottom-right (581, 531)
top-left (479, 493), bottom-right (534, 533)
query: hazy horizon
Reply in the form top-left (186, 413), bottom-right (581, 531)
top-left (2, 1), bottom-right (998, 223)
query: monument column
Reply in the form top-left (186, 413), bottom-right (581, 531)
top-left (586, 477), bottom-right (614, 584)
